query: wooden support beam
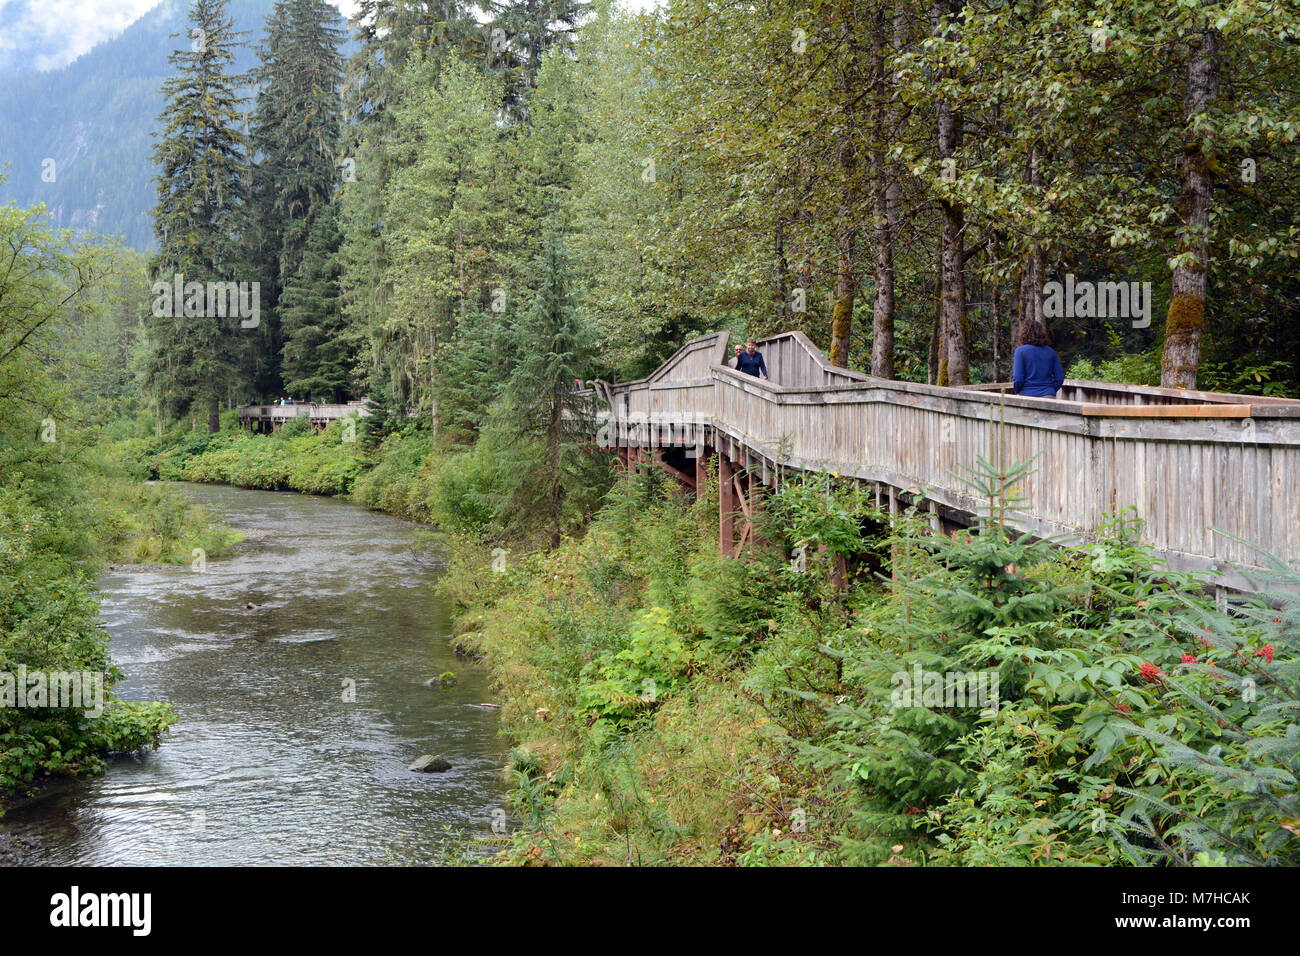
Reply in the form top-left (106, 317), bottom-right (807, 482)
top-left (734, 467), bottom-right (751, 555)
top-left (748, 472), bottom-right (768, 550)
top-left (661, 457), bottom-right (696, 491)
top-left (719, 452), bottom-right (736, 557)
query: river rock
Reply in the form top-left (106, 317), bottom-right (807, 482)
top-left (407, 754), bottom-right (451, 773)
top-left (0, 832), bottom-right (41, 867)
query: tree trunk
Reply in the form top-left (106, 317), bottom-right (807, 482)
top-left (1017, 244), bottom-right (1044, 347)
top-left (829, 5), bottom-right (862, 368)
top-left (870, 177), bottom-right (896, 378)
top-left (938, 168), bottom-right (968, 386)
top-left (774, 217), bottom-right (793, 325)
top-left (992, 281), bottom-right (1002, 381)
top-left (1161, 26), bottom-right (1221, 389)
top-left (928, 239), bottom-right (942, 384)
top-left (869, 4), bottom-right (898, 379)
top-left (208, 395), bottom-right (220, 434)
top-left (1015, 142), bottom-right (1046, 348)
top-left (831, 227), bottom-right (856, 367)
top-left (934, 0), bottom-right (968, 386)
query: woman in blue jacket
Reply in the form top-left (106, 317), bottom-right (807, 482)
top-left (1012, 319), bottom-right (1065, 397)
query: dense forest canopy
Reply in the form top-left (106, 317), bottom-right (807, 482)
top-left (122, 0), bottom-right (1300, 437)
top-left (0, 0), bottom-right (354, 250)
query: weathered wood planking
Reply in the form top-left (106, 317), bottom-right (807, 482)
top-left (587, 331), bottom-right (1300, 589)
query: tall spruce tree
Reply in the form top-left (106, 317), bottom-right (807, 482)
top-left (338, 0), bottom-right (483, 427)
top-left (499, 222), bottom-right (598, 546)
top-left (279, 201), bottom-right (354, 400)
top-left (380, 58), bottom-right (505, 428)
top-left (484, 0), bottom-right (590, 119)
top-left (147, 0), bottom-right (252, 432)
top-left (248, 0), bottom-right (346, 399)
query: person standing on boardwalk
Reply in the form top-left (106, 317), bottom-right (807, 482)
top-left (735, 338), bottom-right (769, 380)
top-left (1012, 319), bottom-right (1065, 397)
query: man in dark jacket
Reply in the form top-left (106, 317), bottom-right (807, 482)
top-left (735, 338), bottom-right (769, 380)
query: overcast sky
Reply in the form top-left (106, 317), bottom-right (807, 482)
top-left (0, 0), bottom-right (355, 72)
top-left (0, 0), bottom-right (658, 74)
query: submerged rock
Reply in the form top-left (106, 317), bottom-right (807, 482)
top-left (423, 672), bottom-right (456, 688)
top-left (407, 754), bottom-right (451, 773)
top-left (0, 832), bottom-right (41, 867)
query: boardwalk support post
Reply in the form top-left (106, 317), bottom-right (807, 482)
top-left (719, 451), bottom-right (737, 556)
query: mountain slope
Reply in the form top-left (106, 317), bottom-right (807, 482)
top-left (0, 0), bottom-right (353, 251)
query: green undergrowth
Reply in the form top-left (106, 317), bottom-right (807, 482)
top-left (2, 447), bottom-right (236, 801)
top-left (123, 416), bottom-right (600, 546)
top-left (127, 416), bottom-right (370, 497)
top-left (0, 480), bottom-right (182, 799)
top-left (441, 457), bottom-right (1300, 867)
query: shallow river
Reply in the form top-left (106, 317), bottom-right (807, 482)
top-left (4, 483), bottom-right (508, 865)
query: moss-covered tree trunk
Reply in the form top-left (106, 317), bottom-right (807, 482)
top-left (1161, 27), bottom-right (1220, 390)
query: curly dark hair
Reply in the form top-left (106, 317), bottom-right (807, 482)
top-left (1018, 319), bottom-right (1051, 348)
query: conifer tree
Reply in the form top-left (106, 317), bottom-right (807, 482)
top-left (379, 58), bottom-right (504, 427)
top-left (499, 222), bottom-right (599, 546)
top-left (147, 0), bottom-right (252, 432)
top-left (338, 0), bottom-right (483, 426)
top-left (249, 0), bottom-right (345, 398)
top-left (279, 202), bottom-right (355, 401)
top-left (484, 0), bottom-right (590, 119)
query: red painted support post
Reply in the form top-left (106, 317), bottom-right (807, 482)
top-left (719, 452), bottom-right (735, 556)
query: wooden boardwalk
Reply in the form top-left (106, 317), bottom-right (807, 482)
top-left (237, 401), bottom-right (371, 433)
top-left (588, 331), bottom-right (1300, 591)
